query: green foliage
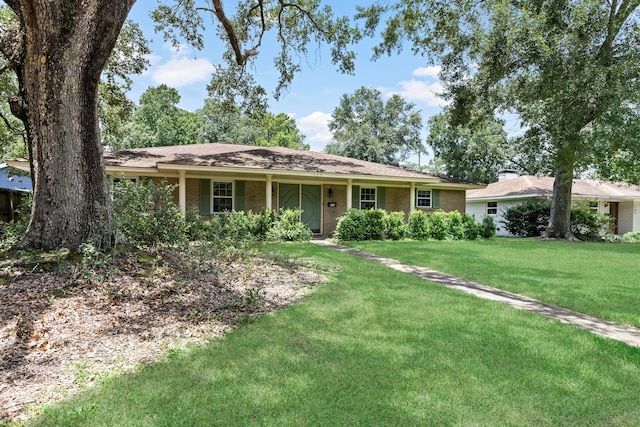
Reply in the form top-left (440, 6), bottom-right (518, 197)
top-left (427, 111), bottom-right (516, 183)
top-left (623, 231), bottom-right (640, 243)
top-left (112, 178), bottom-right (187, 248)
top-left (265, 209), bottom-right (313, 242)
top-left (503, 200), bottom-right (610, 240)
top-left (478, 215), bottom-right (497, 239)
top-left (502, 199), bottom-right (551, 237)
top-left (336, 208), bottom-right (484, 241)
top-left (360, 0), bottom-right (640, 236)
top-left (197, 101), bottom-right (309, 149)
top-left (334, 209), bottom-right (388, 241)
top-left (325, 86), bottom-right (424, 166)
top-left (185, 208), bottom-right (311, 244)
top-left (570, 205), bottom-right (610, 242)
top-left (0, 194), bottom-right (31, 251)
top-left (385, 211), bottom-right (408, 240)
top-left (334, 209), bottom-right (368, 241)
top-left (116, 85), bottom-right (202, 150)
top-left (408, 210), bottom-right (430, 240)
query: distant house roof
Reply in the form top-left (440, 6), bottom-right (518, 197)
top-left (467, 175), bottom-right (640, 201)
top-left (102, 143), bottom-right (481, 188)
top-left (0, 164), bottom-right (32, 192)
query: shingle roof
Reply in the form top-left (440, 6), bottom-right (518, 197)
top-left (467, 176), bottom-right (640, 200)
top-left (104, 143), bottom-right (474, 185)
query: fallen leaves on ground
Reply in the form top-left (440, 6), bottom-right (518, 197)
top-left (0, 247), bottom-right (326, 422)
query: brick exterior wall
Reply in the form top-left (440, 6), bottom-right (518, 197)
top-left (438, 190), bottom-right (466, 213)
top-left (323, 184), bottom-right (346, 236)
top-left (245, 180), bottom-right (266, 213)
top-left (165, 178), bottom-right (467, 235)
top-left (384, 187), bottom-right (410, 215)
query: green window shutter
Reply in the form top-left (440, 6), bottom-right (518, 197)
top-left (352, 185), bottom-right (360, 209)
top-left (199, 179), bottom-right (211, 215)
top-left (234, 180), bottom-right (245, 211)
top-left (377, 186), bottom-right (386, 210)
top-left (432, 189), bottom-right (440, 209)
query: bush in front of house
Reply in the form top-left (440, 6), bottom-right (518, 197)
top-left (265, 208), bottom-right (313, 241)
top-left (335, 209), bottom-right (487, 241)
top-left (622, 231), bottom-right (640, 242)
top-left (385, 211), bottom-right (408, 240)
top-left (502, 199), bottom-right (610, 240)
top-left (478, 215), bottom-right (497, 239)
top-left (333, 208), bottom-right (387, 241)
top-left (570, 205), bottom-right (611, 241)
top-left (113, 178), bottom-right (188, 248)
top-left (502, 199), bottom-right (550, 237)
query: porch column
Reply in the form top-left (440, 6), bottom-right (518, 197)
top-left (266, 174), bottom-right (273, 210)
top-left (178, 170), bottom-right (186, 215)
top-left (410, 182), bottom-right (416, 212)
top-left (346, 178), bottom-right (353, 210)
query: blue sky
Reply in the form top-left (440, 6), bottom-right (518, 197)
top-left (126, 1), bottom-right (449, 154)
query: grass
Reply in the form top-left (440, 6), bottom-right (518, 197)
top-left (27, 242), bottom-right (640, 426)
top-left (346, 238), bottom-right (640, 328)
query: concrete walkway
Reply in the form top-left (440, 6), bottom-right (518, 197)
top-left (311, 239), bottom-right (640, 348)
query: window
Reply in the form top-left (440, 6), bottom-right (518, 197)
top-left (487, 201), bottom-right (498, 215)
top-left (416, 189), bottom-right (431, 208)
top-left (589, 201), bottom-right (598, 212)
top-left (360, 187), bottom-right (376, 209)
top-left (212, 181), bottom-right (233, 212)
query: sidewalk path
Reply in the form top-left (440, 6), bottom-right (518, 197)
top-left (311, 239), bottom-right (640, 348)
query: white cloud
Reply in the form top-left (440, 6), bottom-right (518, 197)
top-left (380, 66), bottom-right (449, 107)
top-left (147, 46), bottom-right (215, 88)
top-left (397, 79), bottom-right (448, 107)
top-left (297, 111), bottom-right (333, 150)
top-left (412, 66), bottom-right (441, 78)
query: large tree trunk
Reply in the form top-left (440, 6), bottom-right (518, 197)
top-left (9, 0), bottom-right (136, 251)
top-left (545, 148), bottom-right (578, 240)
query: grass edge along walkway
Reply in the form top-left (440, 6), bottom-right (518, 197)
top-left (311, 239), bottom-right (640, 348)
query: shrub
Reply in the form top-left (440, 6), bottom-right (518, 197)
top-left (408, 210), bottom-right (430, 240)
top-left (365, 209), bottom-right (387, 240)
top-left (113, 178), bottom-right (187, 248)
top-left (461, 213), bottom-right (480, 240)
top-left (0, 195), bottom-right (31, 252)
top-left (570, 205), bottom-right (609, 241)
top-left (265, 209), bottom-right (313, 241)
top-left (446, 210), bottom-right (466, 240)
top-left (427, 210), bottom-right (449, 240)
top-left (478, 215), bottom-right (497, 239)
top-left (385, 211), bottom-right (408, 240)
top-left (623, 231), bottom-right (640, 242)
top-left (502, 199), bottom-right (550, 237)
top-left (334, 209), bottom-right (369, 241)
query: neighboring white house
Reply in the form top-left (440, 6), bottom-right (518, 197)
top-left (466, 170), bottom-right (640, 236)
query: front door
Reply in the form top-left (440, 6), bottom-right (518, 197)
top-left (609, 202), bottom-right (619, 234)
top-left (278, 184), bottom-right (322, 233)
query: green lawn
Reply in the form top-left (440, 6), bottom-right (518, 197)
top-left (30, 242), bottom-right (640, 426)
top-left (347, 238), bottom-right (640, 329)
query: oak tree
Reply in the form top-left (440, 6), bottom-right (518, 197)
top-left (0, 0), bottom-right (358, 250)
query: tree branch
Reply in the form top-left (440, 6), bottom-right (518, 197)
top-left (211, 0), bottom-right (259, 65)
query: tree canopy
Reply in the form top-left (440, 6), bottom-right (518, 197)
top-left (325, 86), bottom-right (424, 166)
top-left (359, 0), bottom-right (640, 238)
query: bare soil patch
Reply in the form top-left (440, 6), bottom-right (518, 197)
top-left (0, 248), bottom-right (326, 423)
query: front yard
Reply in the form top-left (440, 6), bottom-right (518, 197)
top-left (23, 240), bottom-right (640, 426)
top-left (346, 238), bottom-right (640, 328)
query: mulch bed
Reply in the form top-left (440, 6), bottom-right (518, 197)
top-left (0, 248), bottom-right (327, 423)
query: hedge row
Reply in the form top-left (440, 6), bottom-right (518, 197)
top-left (333, 209), bottom-right (496, 241)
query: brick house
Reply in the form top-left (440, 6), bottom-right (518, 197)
top-left (15, 143), bottom-right (481, 236)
